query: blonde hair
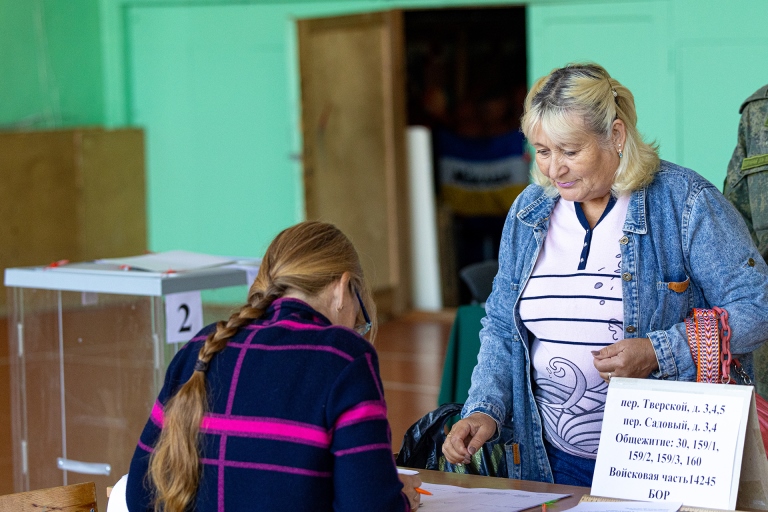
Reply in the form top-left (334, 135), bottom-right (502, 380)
top-left (521, 62), bottom-right (660, 195)
top-left (147, 221), bottom-right (377, 512)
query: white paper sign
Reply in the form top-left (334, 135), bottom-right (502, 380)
top-left (165, 291), bottom-right (203, 344)
top-left (592, 378), bottom-right (752, 510)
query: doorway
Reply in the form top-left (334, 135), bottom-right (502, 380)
top-left (404, 7), bottom-right (528, 306)
top-left (298, 6), bottom-right (528, 313)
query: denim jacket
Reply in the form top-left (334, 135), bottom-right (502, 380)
top-left (462, 160), bottom-right (768, 483)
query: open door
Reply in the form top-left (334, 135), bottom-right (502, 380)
top-left (298, 11), bottom-right (410, 317)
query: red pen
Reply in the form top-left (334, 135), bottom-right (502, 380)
top-left (415, 487), bottom-right (432, 496)
top-left (46, 259), bottom-right (70, 268)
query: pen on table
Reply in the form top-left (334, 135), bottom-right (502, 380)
top-left (414, 487), bottom-right (432, 496)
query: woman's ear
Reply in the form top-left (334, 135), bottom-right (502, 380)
top-left (332, 272), bottom-right (352, 312)
top-left (612, 118), bottom-right (627, 151)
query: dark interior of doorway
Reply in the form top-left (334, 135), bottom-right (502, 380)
top-left (404, 6), bottom-right (527, 306)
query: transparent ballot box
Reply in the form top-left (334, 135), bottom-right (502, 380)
top-left (4, 260), bottom-right (257, 507)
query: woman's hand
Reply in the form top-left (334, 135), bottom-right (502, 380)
top-left (441, 412), bottom-right (497, 465)
top-left (398, 473), bottom-right (422, 510)
top-left (592, 337), bottom-right (660, 382)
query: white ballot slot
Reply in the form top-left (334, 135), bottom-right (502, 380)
top-left (592, 378), bottom-right (768, 511)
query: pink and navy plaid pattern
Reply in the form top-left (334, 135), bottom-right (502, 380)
top-left (126, 298), bottom-right (410, 512)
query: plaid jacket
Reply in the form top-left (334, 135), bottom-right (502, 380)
top-left (126, 298), bottom-right (408, 512)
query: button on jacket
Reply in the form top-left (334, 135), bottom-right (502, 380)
top-left (463, 160), bottom-right (768, 483)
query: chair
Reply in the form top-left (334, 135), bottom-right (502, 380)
top-left (459, 259), bottom-right (498, 303)
top-left (0, 482), bottom-right (98, 512)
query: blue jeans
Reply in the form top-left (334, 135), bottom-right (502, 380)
top-left (544, 440), bottom-right (595, 487)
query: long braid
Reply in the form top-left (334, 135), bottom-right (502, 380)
top-left (148, 283), bottom-right (282, 512)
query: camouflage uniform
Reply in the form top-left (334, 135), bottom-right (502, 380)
top-left (724, 85), bottom-right (768, 399)
top-left (723, 84), bottom-right (768, 262)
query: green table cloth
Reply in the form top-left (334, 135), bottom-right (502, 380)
top-left (438, 304), bottom-right (486, 405)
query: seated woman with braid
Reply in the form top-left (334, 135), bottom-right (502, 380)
top-left (125, 221), bottom-right (421, 512)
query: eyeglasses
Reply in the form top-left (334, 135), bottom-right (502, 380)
top-left (354, 289), bottom-right (372, 336)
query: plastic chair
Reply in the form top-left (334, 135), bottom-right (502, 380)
top-left (459, 260), bottom-right (498, 304)
top-left (0, 482), bottom-right (98, 512)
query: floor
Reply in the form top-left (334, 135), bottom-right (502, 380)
top-left (376, 309), bottom-right (455, 452)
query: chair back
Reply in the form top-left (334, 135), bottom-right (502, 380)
top-left (459, 260), bottom-right (498, 303)
top-left (0, 482), bottom-right (98, 512)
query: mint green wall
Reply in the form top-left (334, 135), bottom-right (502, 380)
top-left (115, 0), bottom-right (516, 260)
top-left (528, 0), bottom-right (768, 188)
top-left (111, 0), bottom-right (767, 273)
top-left (0, 0), bottom-right (103, 128)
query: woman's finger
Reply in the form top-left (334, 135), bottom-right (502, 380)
top-left (441, 421), bottom-right (471, 463)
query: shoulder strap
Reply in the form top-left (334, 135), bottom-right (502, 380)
top-left (684, 308), bottom-right (731, 383)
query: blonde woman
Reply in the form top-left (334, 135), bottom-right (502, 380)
top-left (126, 221), bottom-right (421, 511)
top-left (442, 63), bottom-right (768, 486)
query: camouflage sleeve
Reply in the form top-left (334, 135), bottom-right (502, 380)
top-left (723, 101), bottom-right (768, 261)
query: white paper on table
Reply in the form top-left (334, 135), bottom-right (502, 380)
top-left (97, 250), bottom-right (235, 272)
top-left (397, 468), bottom-right (420, 475)
top-left (563, 501), bottom-right (683, 512)
top-left (417, 482), bottom-right (569, 512)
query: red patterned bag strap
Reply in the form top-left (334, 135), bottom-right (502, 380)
top-left (684, 308), bottom-right (728, 383)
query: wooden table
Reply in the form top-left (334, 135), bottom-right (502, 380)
top-left (414, 468), bottom-right (590, 511)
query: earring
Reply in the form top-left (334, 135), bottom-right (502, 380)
top-left (619, 151), bottom-right (623, 159)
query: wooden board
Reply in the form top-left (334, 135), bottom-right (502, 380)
top-left (298, 11), bottom-right (411, 315)
top-left (0, 481), bottom-right (98, 512)
top-left (0, 128), bottom-right (147, 312)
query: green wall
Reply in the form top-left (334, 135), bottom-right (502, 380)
top-left (528, 0), bottom-right (768, 190)
top-left (2, 0), bottom-right (767, 303)
top-left (0, 0), bottom-right (103, 128)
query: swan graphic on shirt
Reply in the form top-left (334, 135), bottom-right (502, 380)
top-left (520, 195), bottom-right (629, 459)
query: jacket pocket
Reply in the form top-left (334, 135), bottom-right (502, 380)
top-left (649, 276), bottom-right (692, 331)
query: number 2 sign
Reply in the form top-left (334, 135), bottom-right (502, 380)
top-left (165, 291), bottom-right (204, 344)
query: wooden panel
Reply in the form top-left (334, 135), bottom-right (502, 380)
top-left (0, 481), bottom-right (98, 512)
top-left (0, 131), bottom-right (81, 289)
top-left (0, 128), bottom-right (147, 311)
top-left (298, 11), bottom-right (411, 315)
top-left (79, 128), bottom-right (147, 259)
